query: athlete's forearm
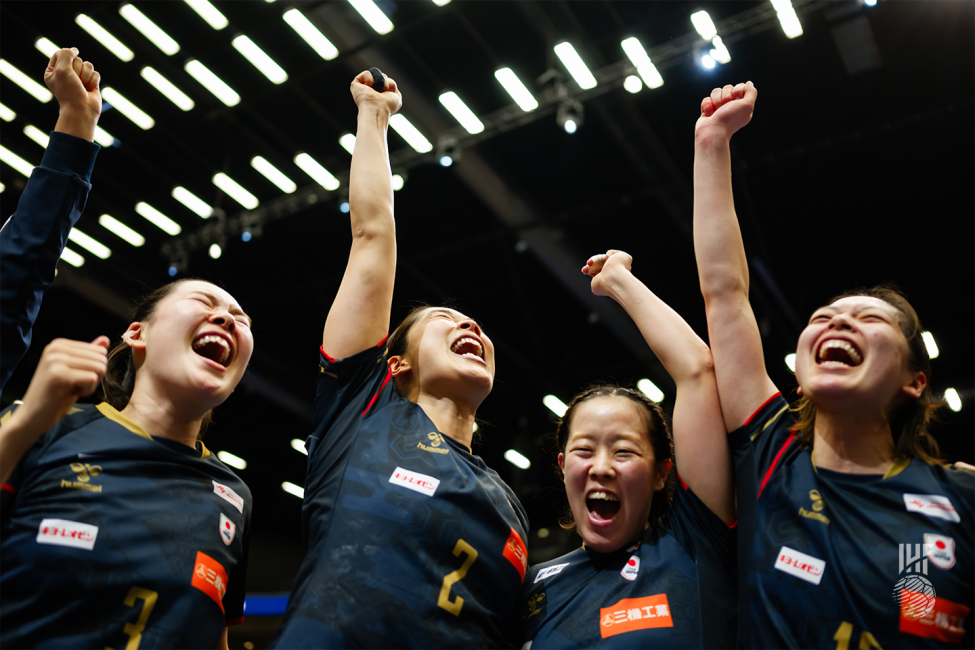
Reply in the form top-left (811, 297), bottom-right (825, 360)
top-left (349, 105), bottom-right (394, 240)
top-left (0, 411), bottom-right (46, 484)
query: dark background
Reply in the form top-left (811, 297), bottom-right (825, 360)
top-left (2, 1), bottom-right (972, 646)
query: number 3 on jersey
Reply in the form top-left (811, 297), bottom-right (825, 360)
top-left (438, 539), bottom-right (479, 616)
top-left (833, 621), bottom-right (882, 650)
top-left (106, 587), bottom-right (159, 650)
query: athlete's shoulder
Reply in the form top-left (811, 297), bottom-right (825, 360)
top-left (928, 460), bottom-right (975, 509)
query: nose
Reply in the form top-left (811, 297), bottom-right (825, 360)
top-left (458, 320), bottom-right (481, 336)
top-left (210, 310), bottom-right (236, 332)
top-left (589, 450), bottom-right (615, 479)
top-left (827, 312), bottom-right (855, 331)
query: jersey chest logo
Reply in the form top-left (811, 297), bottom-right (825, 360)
top-left (36, 518), bottom-right (98, 551)
top-left (60, 462), bottom-right (104, 493)
top-left (417, 432), bottom-right (450, 455)
top-left (904, 494), bottom-right (960, 523)
top-left (924, 534), bottom-right (956, 570)
top-left (191, 551), bottom-right (228, 612)
top-left (773, 546), bottom-right (825, 585)
top-left (389, 467), bottom-right (440, 496)
top-left (219, 513), bottom-right (236, 545)
top-left (599, 594), bottom-right (673, 638)
top-left (797, 489), bottom-right (830, 525)
top-left (212, 480), bottom-right (244, 513)
top-left (621, 555), bottom-right (640, 581)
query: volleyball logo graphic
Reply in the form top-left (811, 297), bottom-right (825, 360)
top-left (891, 574), bottom-right (936, 619)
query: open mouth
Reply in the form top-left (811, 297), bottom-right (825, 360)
top-left (450, 336), bottom-right (484, 361)
top-left (816, 339), bottom-right (863, 368)
top-left (586, 490), bottom-right (620, 523)
top-left (192, 333), bottom-right (232, 367)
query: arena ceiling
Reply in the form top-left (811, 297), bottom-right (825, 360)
top-left (2, 0), bottom-right (972, 614)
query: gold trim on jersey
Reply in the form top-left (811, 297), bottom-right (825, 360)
top-left (882, 455), bottom-right (910, 479)
top-left (750, 405), bottom-right (790, 441)
top-left (96, 402), bottom-right (211, 457)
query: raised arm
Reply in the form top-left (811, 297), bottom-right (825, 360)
top-left (321, 71), bottom-right (403, 358)
top-left (693, 82), bottom-right (777, 431)
top-left (585, 251), bottom-right (733, 523)
top-left (0, 48), bottom-right (101, 395)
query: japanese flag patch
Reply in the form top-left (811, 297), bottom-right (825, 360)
top-left (219, 513), bottom-right (236, 545)
top-left (621, 555), bottom-right (640, 581)
top-left (925, 533), bottom-right (956, 570)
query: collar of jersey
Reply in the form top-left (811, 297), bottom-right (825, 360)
top-left (810, 452), bottom-right (910, 480)
top-left (96, 402), bottom-right (211, 458)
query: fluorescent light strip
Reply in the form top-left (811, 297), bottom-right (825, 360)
top-left (294, 153), bottom-right (340, 190)
top-left (944, 388), bottom-right (961, 412)
top-left (348, 0), bottom-right (394, 35)
top-left (75, 14), bottom-right (134, 62)
top-left (136, 202), bottom-right (182, 235)
top-left (0, 103), bottom-right (15, 121)
top-left (290, 439), bottom-right (308, 455)
top-left (339, 133), bottom-right (356, 155)
top-left (637, 378), bottom-right (665, 402)
top-left (921, 331), bottom-right (939, 359)
top-left (102, 87), bottom-right (155, 129)
top-left (68, 228), bottom-right (111, 259)
top-left (438, 92), bottom-right (484, 134)
top-left (282, 9), bottom-right (339, 61)
top-left (785, 353), bottom-right (797, 372)
top-left (183, 0), bottom-right (228, 30)
top-left (0, 145), bottom-right (35, 177)
top-left (691, 10), bottom-right (718, 40)
top-left (389, 114), bottom-right (433, 153)
top-left (494, 68), bottom-right (538, 112)
top-left (172, 186), bottom-right (213, 218)
top-left (94, 126), bottom-right (116, 147)
top-left (710, 36), bottom-right (731, 64)
top-left (543, 395), bottom-right (568, 417)
top-left (217, 450), bottom-right (247, 469)
top-left (0, 59), bottom-right (53, 102)
top-left (282, 481), bottom-right (305, 498)
top-left (141, 67), bottom-right (194, 110)
top-left (251, 156), bottom-right (296, 193)
top-left (184, 60), bottom-right (240, 106)
top-left (35, 37), bottom-right (59, 57)
top-left (554, 42), bottom-right (597, 90)
top-left (771, 0), bottom-right (803, 38)
top-left (23, 125), bottom-right (50, 148)
top-left (213, 173), bottom-right (259, 209)
top-left (0, 182), bottom-right (4, 192)
top-left (620, 37), bottom-right (664, 89)
top-left (119, 4), bottom-right (181, 55)
top-left (98, 214), bottom-right (145, 247)
top-left (231, 35), bottom-right (288, 84)
top-left (504, 449), bottom-right (531, 470)
top-left (60, 247), bottom-right (85, 267)
top-left (432, 0), bottom-right (451, 5)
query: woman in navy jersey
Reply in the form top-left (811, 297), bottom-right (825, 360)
top-left (269, 71), bottom-right (528, 648)
top-left (513, 250), bottom-right (737, 649)
top-left (0, 50), bottom-right (255, 650)
top-left (693, 82), bottom-right (972, 648)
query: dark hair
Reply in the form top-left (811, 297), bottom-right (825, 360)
top-left (101, 279), bottom-right (216, 437)
top-left (386, 303), bottom-right (435, 364)
top-left (792, 284), bottom-right (945, 463)
top-left (555, 382), bottom-right (676, 534)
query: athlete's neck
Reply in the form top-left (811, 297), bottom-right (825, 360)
top-left (416, 394), bottom-right (476, 451)
top-left (811, 407), bottom-right (895, 474)
top-left (121, 382), bottom-right (206, 450)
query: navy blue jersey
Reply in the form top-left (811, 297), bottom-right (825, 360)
top-left (732, 393), bottom-right (974, 648)
top-left (0, 132), bottom-right (99, 395)
top-left (0, 402), bottom-right (251, 649)
top-left (515, 481), bottom-right (736, 649)
top-left (270, 343), bottom-right (530, 648)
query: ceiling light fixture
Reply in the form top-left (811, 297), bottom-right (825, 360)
top-left (494, 68), bottom-right (538, 112)
top-left (136, 202), bottom-right (182, 235)
top-left (140, 67), bottom-right (195, 111)
top-left (172, 186), bottom-right (213, 218)
top-left (294, 153), bottom-right (340, 190)
top-left (282, 9), bottom-right (339, 60)
top-left (554, 42), bottom-right (597, 90)
top-left (98, 214), bottom-right (145, 247)
top-left (119, 4), bottom-right (181, 55)
top-left (232, 35), bottom-right (288, 84)
top-left (213, 172), bottom-right (259, 209)
top-left (75, 14), bottom-right (135, 62)
top-left (101, 87), bottom-right (155, 129)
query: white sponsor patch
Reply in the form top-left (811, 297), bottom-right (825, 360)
top-left (774, 546), bottom-right (826, 585)
top-left (212, 480), bottom-right (244, 513)
top-left (621, 555), bottom-right (640, 581)
top-left (534, 562), bottom-right (570, 583)
top-left (904, 494), bottom-right (960, 523)
top-left (924, 533), bottom-right (956, 570)
top-left (36, 518), bottom-right (98, 551)
top-left (388, 467), bottom-right (440, 497)
top-left (219, 512), bottom-right (236, 545)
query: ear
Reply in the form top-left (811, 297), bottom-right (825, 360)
top-left (557, 452), bottom-right (565, 471)
top-left (388, 354), bottom-right (411, 378)
top-left (902, 370), bottom-right (927, 400)
top-left (796, 384), bottom-right (804, 396)
top-left (122, 322), bottom-right (146, 350)
top-left (654, 458), bottom-right (672, 492)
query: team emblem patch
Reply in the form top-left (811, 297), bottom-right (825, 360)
top-left (191, 551), bottom-right (228, 612)
top-left (621, 555), bottom-right (640, 581)
top-left (503, 527), bottom-right (528, 581)
top-left (212, 480), bottom-right (244, 513)
top-left (219, 513), bottom-right (236, 545)
top-left (903, 494), bottom-right (960, 523)
top-left (924, 533), bottom-right (956, 569)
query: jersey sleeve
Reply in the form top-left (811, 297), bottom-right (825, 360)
top-left (0, 132), bottom-right (100, 395)
top-left (0, 404), bottom-right (58, 519)
top-left (728, 392), bottom-right (797, 503)
top-left (312, 338), bottom-right (392, 438)
top-left (664, 477), bottom-right (737, 561)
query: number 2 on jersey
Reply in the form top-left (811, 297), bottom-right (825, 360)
top-left (833, 621), bottom-right (882, 650)
top-left (438, 539), bottom-right (479, 616)
top-left (105, 587), bottom-right (158, 650)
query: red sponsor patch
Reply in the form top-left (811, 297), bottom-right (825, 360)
top-left (503, 528), bottom-right (527, 582)
top-left (600, 594), bottom-right (673, 638)
top-left (191, 551), bottom-right (228, 612)
top-left (899, 591), bottom-right (970, 644)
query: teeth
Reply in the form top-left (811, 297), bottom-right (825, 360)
top-left (588, 491), bottom-right (619, 502)
top-left (450, 337), bottom-right (483, 359)
top-left (817, 339), bottom-right (862, 364)
top-left (193, 335), bottom-right (231, 364)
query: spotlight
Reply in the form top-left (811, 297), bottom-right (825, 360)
top-left (436, 135), bottom-right (460, 167)
top-left (623, 75), bottom-right (643, 94)
top-left (168, 265), bottom-right (178, 277)
top-left (439, 156), bottom-right (453, 167)
top-left (339, 202), bottom-right (350, 213)
top-left (241, 231), bottom-right (252, 242)
top-left (556, 100), bottom-right (583, 133)
top-left (701, 54), bottom-right (716, 69)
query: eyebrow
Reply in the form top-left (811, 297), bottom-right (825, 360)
top-left (193, 291), bottom-right (253, 326)
top-left (429, 308), bottom-right (483, 330)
